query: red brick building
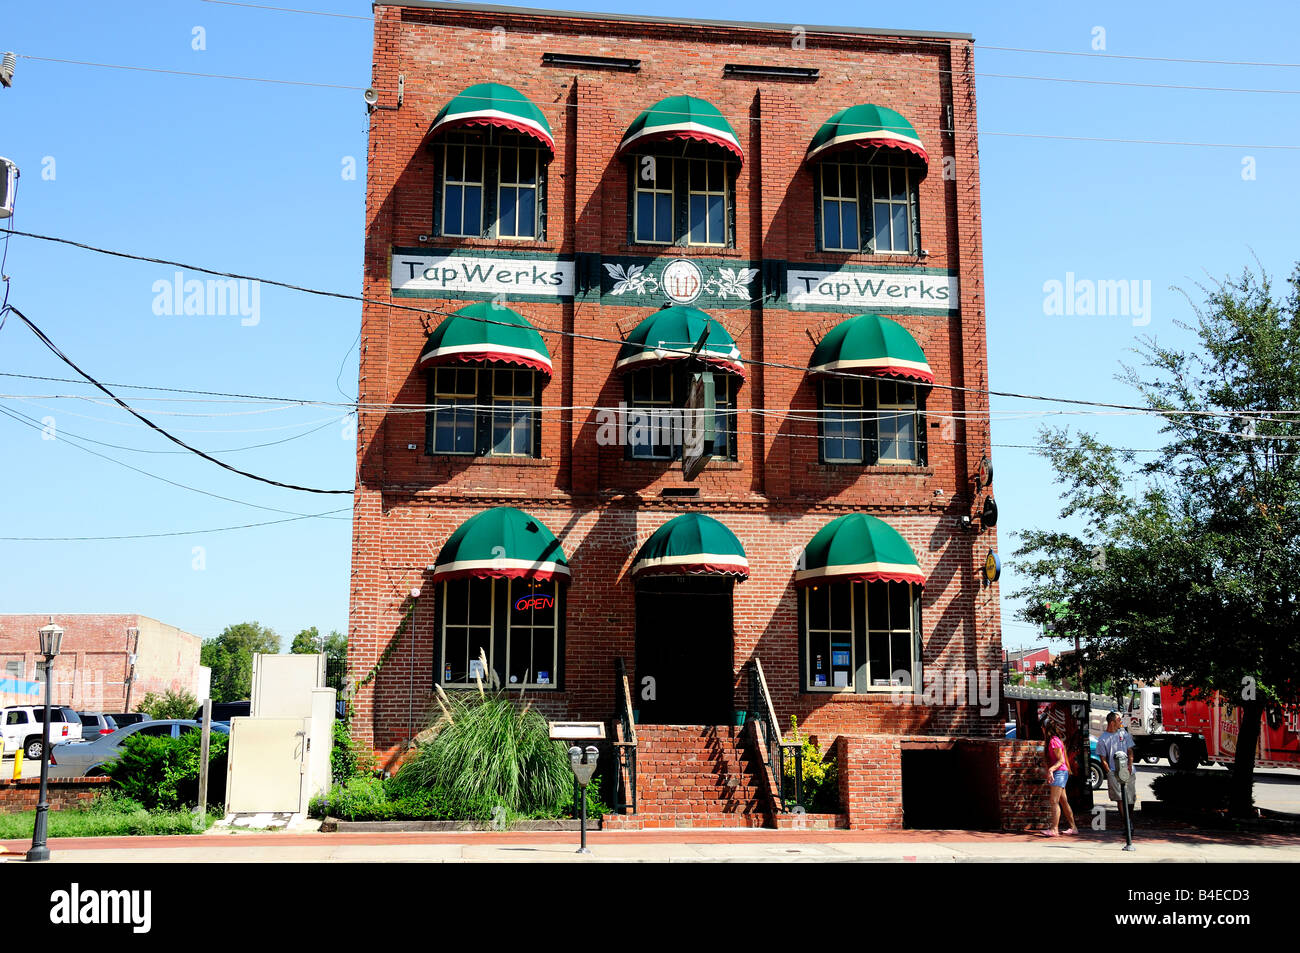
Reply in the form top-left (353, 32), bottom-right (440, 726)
top-left (352, 2), bottom-right (1030, 829)
top-left (0, 614), bottom-right (203, 712)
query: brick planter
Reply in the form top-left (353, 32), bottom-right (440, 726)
top-left (0, 776), bottom-right (112, 813)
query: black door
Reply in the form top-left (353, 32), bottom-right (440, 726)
top-left (634, 576), bottom-right (734, 725)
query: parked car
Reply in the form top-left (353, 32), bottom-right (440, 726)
top-left (105, 712), bottom-right (146, 727)
top-left (77, 712), bottom-right (118, 736)
top-left (47, 720), bottom-right (230, 779)
top-left (1, 705), bottom-right (83, 760)
top-left (192, 701), bottom-right (250, 722)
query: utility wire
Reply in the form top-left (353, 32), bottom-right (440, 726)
top-left (0, 509), bottom-right (351, 542)
top-left (16, 54), bottom-right (364, 90)
top-left (1, 304), bottom-right (352, 494)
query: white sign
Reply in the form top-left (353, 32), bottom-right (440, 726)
top-left (661, 258), bottom-right (704, 303)
top-left (548, 721), bottom-right (607, 740)
top-left (393, 252), bottom-right (575, 297)
top-left (787, 268), bottom-right (958, 311)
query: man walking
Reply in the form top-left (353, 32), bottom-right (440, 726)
top-left (1096, 710), bottom-right (1137, 814)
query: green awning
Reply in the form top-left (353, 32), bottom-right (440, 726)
top-left (795, 514), bottom-right (925, 587)
top-left (632, 513), bottom-right (748, 578)
top-left (419, 302), bottom-right (553, 376)
top-left (806, 104), bottom-right (927, 165)
top-left (615, 305), bottom-right (744, 377)
top-left (618, 95), bottom-right (743, 163)
top-left (427, 82), bottom-right (555, 152)
top-left (431, 507), bottom-right (570, 583)
top-left (808, 313), bottom-right (933, 384)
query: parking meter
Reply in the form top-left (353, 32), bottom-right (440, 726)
top-left (1114, 749), bottom-right (1135, 851)
top-left (568, 745), bottom-right (599, 854)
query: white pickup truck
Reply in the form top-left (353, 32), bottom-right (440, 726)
top-left (1, 705), bottom-right (84, 760)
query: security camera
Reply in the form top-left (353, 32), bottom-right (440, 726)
top-left (410, 587), bottom-right (422, 599)
top-left (919, 248), bottom-right (931, 259)
top-left (363, 87), bottom-right (379, 106)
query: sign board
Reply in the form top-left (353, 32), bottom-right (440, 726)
top-left (548, 721), bottom-right (607, 740)
top-left (682, 370), bottom-right (716, 481)
top-left (392, 250), bottom-right (575, 300)
top-left (786, 266), bottom-right (957, 314)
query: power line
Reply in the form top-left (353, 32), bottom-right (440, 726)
top-left (1, 304), bottom-right (353, 495)
top-left (199, 0), bottom-right (373, 20)
top-left (0, 404), bottom-right (350, 518)
top-left (15, 54), bottom-right (364, 90)
top-left (0, 508), bottom-right (351, 542)
top-left (6, 227), bottom-right (1297, 423)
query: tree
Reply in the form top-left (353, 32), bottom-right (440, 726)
top-left (1015, 264), bottom-right (1300, 817)
top-left (138, 688), bottom-right (199, 719)
top-left (201, 622), bottom-right (280, 702)
top-left (290, 627), bottom-right (346, 665)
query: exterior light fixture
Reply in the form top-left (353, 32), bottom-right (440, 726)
top-left (27, 620), bottom-right (64, 863)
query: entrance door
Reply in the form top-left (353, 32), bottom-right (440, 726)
top-left (634, 576), bottom-right (734, 725)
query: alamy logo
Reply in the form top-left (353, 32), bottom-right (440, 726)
top-left (1042, 272), bottom-right (1152, 327)
top-left (152, 270), bottom-right (261, 326)
top-left (49, 883), bottom-right (151, 933)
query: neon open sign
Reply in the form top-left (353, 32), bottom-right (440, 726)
top-left (514, 594), bottom-right (554, 612)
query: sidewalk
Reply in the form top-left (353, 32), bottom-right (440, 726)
top-left (5, 828), bottom-right (1299, 863)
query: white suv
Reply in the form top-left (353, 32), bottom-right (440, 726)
top-left (1, 706), bottom-right (84, 760)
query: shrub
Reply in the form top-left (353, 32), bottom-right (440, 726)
top-left (392, 685), bottom-right (571, 820)
top-left (331, 708), bottom-right (376, 782)
top-left (1151, 770), bottom-right (1247, 813)
top-left (783, 716), bottom-right (840, 813)
top-left (137, 688), bottom-right (199, 720)
top-left (106, 730), bottom-right (228, 810)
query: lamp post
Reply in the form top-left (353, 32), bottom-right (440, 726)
top-left (568, 745), bottom-right (599, 855)
top-left (27, 621), bottom-right (63, 863)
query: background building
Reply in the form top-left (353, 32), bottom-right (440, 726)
top-left (352, 2), bottom-right (1020, 828)
top-left (0, 613), bottom-right (203, 712)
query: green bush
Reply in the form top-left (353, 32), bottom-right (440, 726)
top-left (393, 687), bottom-right (571, 819)
top-left (1151, 770), bottom-right (1247, 813)
top-left (137, 688), bottom-right (199, 720)
top-left (331, 709), bottom-right (376, 782)
top-left (783, 716), bottom-right (840, 813)
top-left (105, 730), bottom-right (228, 810)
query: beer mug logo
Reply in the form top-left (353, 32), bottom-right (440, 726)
top-left (662, 258), bottom-right (703, 304)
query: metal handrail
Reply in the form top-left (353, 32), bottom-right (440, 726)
top-left (748, 658), bottom-right (802, 812)
top-left (613, 657), bottom-right (638, 814)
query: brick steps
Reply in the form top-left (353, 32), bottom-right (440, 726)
top-left (618, 725), bottom-right (774, 827)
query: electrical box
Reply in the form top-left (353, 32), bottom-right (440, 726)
top-left (0, 158), bottom-right (18, 219)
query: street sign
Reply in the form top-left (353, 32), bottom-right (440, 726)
top-left (548, 721), bottom-right (606, 740)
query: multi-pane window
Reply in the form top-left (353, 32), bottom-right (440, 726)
top-left (632, 151), bottom-right (734, 247)
top-left (427, 366), bottom-right (539, 458)
top-left (804, 583), bottom-right (854, 691)
top-left (439, 577), bottom-right (560, 690)
top-left (436, 132), bottom-right (546, 240)
top-left (800, 581), bottom-right (921, 692)
top-left (626, 366), bottom-right (739, 462)
top-left (816, 158), bottom-right (919, 254)
top-left (819, 377), bottom-right (924, 466)
top-left (866, 581), bottom-right (919, 689)
top-left (441, 141), bottom-right (484, 238)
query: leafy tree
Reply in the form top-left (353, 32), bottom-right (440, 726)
top-left (290, 627), bottom-right (346, 662)
top-left (138, 688), bottom-right (199, 719)
top-left (1015, 264), bottom-right (1300, 817)
top-left (201, 622), bottom-right (280, 702)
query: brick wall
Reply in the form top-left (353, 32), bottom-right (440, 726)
top-left (0, 777), bottom-right (112, 814)
top-left (353, 5), bottom-right (1000, 767)
top-left (998, 739), bottom-right (1050, 831)
top-left (0, 614), bottom-right (202, 712)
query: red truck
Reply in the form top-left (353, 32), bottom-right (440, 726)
top-left (1150, 686), bottom-right (1300, 770)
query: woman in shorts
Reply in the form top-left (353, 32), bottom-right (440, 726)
top-left (1042, 722), bottom-right (1078, 837)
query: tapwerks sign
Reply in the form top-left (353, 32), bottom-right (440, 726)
top-left (391, 248), bottom-right (959, 315)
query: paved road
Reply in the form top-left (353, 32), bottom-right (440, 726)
top-left (1131, 763), bottom-right (1300, 814)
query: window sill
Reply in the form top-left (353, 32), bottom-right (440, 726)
top-left (812, 464), bottom-right (933, 476)
top-left (620, 244), bottom-right (745, 258)
top-left (804, 250), bottom-right (930, 266)
top-left (419, 237), bottom-right (558, 253)
top-left (620, 458), bottom-right (743, 470)
top-left (424, 455), bottom-right (554, 467)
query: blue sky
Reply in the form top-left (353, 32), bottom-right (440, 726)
top-left (1, 1), bottom-right (1296, 651)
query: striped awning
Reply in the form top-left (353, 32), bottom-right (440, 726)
top-left (419, 302), bottom-right (553, 376)
top-left (807, 104), bottom-right (927, 165)
top-left (808, 313), bottom-right (933, 385)
top-left (795, 514), bottom-right (925, 587)
top-left (618, 95), bottom-right (743, 163)
top-left (615, 306), bottom-right (744, 377)
top-left (631, 513), bottom-right (748, 579)
top-left (427, 82), bottom-right (555, 152)
top-left (431, 507), bottom-right (570, 583)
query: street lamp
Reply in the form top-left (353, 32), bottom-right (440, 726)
top-left (27, 621), bottom-right (63, 863)
top-left (567, 745), bottom-right (599, 855)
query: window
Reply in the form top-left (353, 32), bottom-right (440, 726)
top-left (426, 366), bottom-right (540, 458)
top-left (801, 581), bottom-right (921, 692)
top-left (5, 711), bottom-right (27, 725)
top-left (818, 378), bottom-right (925, 466)
top-left (436, 131), bottom-right (546, 241)
top-left (3, 660), bottom-right (23, 679)
top-left (631, 150), bottom-right (735, 247)
top-left (625, 366), bottom-right (739, 462)
top-left (135, 724), bottom-right (173, 738)
top-left (816, 158), bottom-right (919, 254)
top-left (439, 577), bottom-right (561, 689)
